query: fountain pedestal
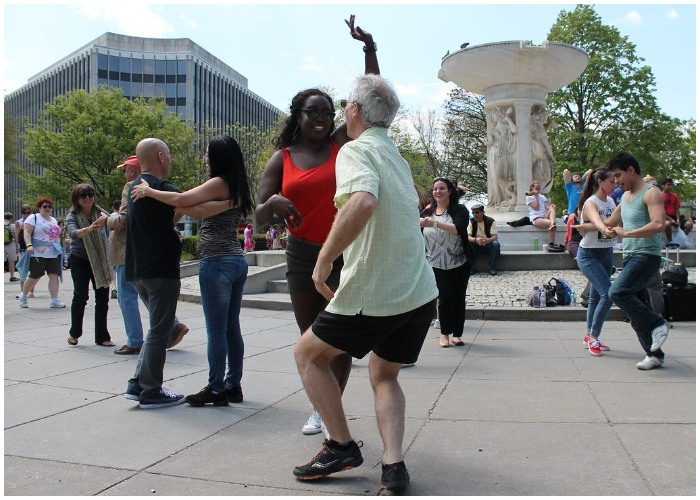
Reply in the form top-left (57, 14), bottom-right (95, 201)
top-left (439, 40), bottom-right (589, 224)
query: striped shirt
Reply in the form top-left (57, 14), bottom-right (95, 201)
top-left (197, 208), bottom-right (243, 260)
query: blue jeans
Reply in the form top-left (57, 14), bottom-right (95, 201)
top-left (609, 254), bottom-right (665, 359)
top-left (469, 240), bottom-right (501, 271)
top-left (199, 255), bottom-right (247, 392)
top-left (117, 265), bottom-right (181, 349)
top-left (576, 246), bottom-right (613, 338)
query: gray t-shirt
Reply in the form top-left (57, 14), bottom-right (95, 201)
top-left (197, 207), bottom-right (243, 260)
top-left (423, 211), bottom-right (467, 270)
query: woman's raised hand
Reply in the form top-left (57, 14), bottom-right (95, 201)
top-left (345, 14), bottom-right (373, 44)
top-left (270, 194), bottom-right (303, 230)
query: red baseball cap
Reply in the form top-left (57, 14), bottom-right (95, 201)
top-left (116, 155), bottom-right (141, 170)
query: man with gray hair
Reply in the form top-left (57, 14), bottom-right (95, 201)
top-left (293, 75), bottom-right (438, 492)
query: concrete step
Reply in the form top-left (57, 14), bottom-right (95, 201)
top-left (268, 279), bottom-right (289, 293)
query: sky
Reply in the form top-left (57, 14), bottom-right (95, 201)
top-left (3, 3), bottom-right (697, 121)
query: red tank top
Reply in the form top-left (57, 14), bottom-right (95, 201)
top-left (281, 141), bottom-right (339, 243)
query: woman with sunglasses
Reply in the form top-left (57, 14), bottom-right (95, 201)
top-left (65, 184), bottom-right (112, 346)
top-left (131, 135), bottom-right (254, 406)
top-left (420, 178), bottom-right (475, 348)
top-left (18, 198), bottom-right (66, 310)
top-left (255, 15), bottom-right (379, 436)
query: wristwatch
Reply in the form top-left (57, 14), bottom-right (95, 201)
top-left (433, 220), bottom-right (438, 228)
top-left (363, 42), bottom-right (377, 53)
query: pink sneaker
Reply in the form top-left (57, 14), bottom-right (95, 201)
top-left (597, 339), bottom-right (610, 351)
top-left (588, 337), bottom-right (602, 356)
top-left (583, 335), bottom-right (590, 348)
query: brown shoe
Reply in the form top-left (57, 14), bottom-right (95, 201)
top-left (114, 344), bottom-right (141, 355)
top-left (167, 323), bottom-right (189, 349)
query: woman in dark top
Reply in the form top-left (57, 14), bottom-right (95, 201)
top-left (132, 135), bottom-right (254, 406)
top-left (420, 178), bottom-right (474, 348)
top-left (65, 184), bottom-right (112, 346)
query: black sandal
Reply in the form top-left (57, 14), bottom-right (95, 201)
top-left (67, 336), bottom-right (78, 346)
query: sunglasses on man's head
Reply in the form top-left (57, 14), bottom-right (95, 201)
top-left (79, 193), bottom-right (95, 199)
top-left (301, 108), bottom-right (335, 122)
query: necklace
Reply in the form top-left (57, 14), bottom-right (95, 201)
top-left (434, 209), bottom-right (446, 217)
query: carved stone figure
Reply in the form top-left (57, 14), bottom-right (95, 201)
top-left (530, 105), bottom-right (557, 194)
top-left (486, 106), bottom-right (517, 207)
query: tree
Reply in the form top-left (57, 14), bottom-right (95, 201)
top-left (546, 4), bottom-right (695, 210)
top-left (4, 106), bottom-right (21, 203)
top-left (21, 86), bottom-right (200, 211)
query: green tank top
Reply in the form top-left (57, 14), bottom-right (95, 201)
top-left (620, 184), bottom-right (661, 257)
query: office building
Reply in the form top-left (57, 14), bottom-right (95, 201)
top-left (4, 32), bottom-right (282, 215)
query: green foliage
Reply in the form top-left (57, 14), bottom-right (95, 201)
top-left (21, 86), bottom-right (200, 211)
top-left (4, 105), bottom-right (20, 165)
top-left (546, 5), bottom-right (695, 205)
top-left (181, 235), bottom-right (199, 259)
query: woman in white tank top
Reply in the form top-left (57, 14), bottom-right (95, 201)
top-left (573, 168), bottom-right (617, 356)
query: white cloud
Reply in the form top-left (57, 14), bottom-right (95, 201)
top-left (303, 55), bottom-right (316, 64)
top-left (185, 20), bottom-right (199, 28)
top-left (396, 84), bottom-right (420, 97)
top-left (667, 9), bottom-right (679, 19)
top-left (74, 5), bottom-right (173, 37)
top-left (623, 11), bottom-right (643, 25)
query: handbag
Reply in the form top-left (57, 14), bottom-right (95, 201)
top-left (661, 244), bottom-right (688, 286)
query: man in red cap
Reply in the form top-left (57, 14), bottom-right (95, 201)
top-left (107, 155), bottom-right (189, 355)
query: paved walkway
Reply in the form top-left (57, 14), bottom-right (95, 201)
top-left (4, 274), bottom-right (696, 495)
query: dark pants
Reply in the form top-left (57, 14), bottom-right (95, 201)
top-left (128, 278), bottom-right (180, 400)
top-left (469, 240), bottom-right (501, 271)
top-left (433, 262), bottom-right (470, 338)
top-left (69, 255), bottom-right (110, 343)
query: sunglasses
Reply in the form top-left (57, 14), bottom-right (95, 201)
top-left (22, 211), bottom-right (31, 214)
top-left (79, 193), bottom-right (95, 199)
top-left (340, 99), bottom-right (358, 110)
top-left (41, 205), bottom-right (52, 209)
top-left (301, 108), bottom-right (335, 122)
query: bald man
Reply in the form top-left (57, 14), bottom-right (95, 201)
top-left (123, 138), bottom-right (229, 408)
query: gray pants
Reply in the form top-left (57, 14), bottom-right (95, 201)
top-left (127, 278), bottom-right (180, 400)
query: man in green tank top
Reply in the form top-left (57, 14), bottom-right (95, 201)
top-left (600, 152), bottom-right (669, 370)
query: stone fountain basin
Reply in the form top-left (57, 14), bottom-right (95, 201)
top-left (438, 40), bottom-right (589, 95)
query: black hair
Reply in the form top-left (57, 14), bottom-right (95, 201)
top-left (607, 151), bottom-right (640, 175)
top-left (576, 167), bottom-right (612, 215)
top-left (660, 178), bottom-right (673, 186)
top-left (272, 89), bottom-right (336, 150)
top-left (207, 135), bottom-right (254, 217)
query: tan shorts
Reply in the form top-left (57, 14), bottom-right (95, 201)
top-left (4, 243), bottom-right (17, 262)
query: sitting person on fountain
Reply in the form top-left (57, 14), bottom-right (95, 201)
top-left (526, 181), bottom-right (563, 251)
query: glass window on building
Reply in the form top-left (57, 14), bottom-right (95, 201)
top-left (177, 82), bottom-right (186, 97)
top-left (143, 82), bottom-right (155, 98)
top-left (120, 57), bottom-right (131, 73)
top-left (166, 83), bottom-right (176, 98)
top-left (132, 58), bottom-right (142, 75)
top-left (166, 97), bottom-right (176, 106)
top-left (143, 73), bottom-right (153, 83)
top-left (109, 79), bottom-right (119, 90)
top-left (155, 60), bottom-right (166, 75)
top-left (132, 73), bottom-right (142, 83)
top-left (155, 74), bottom-right (165, 84)
top-left (98, 77), bottom-right (107, 87)
top-left (120, 81), bottom-right (130, 97)
top-left (177, 59), bottom-right (187, 75)
top-left (155, 82), bottom-right (165, 96)
top-left (109, 55), bottom-right (119, 72)
top-left (98, 54), bottom-right (108, 79)
top-left (132, 82), bottom-right (143, 97)
top-left (144, 59), bottom-right (155, 75)
top-left (166, 60), bottom-right (176, 75)
top-left (177, 106), bottom-right (186, 118)
top-left (167, 106), bottom-right (176, 116)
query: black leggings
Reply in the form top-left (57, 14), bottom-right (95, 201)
top-left (433, 262), bottom-right (470, 338)
top-left (69, 255), bottom-right (110, 343)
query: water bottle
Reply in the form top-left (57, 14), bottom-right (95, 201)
top-left (533, 286), bottom-right (540, 308)
top-left (571, 290), bottom-right (577, 306)
top-left (533, 238), bottom-right (539, 251)
top-left (540, 286), bottom-right (547, 309)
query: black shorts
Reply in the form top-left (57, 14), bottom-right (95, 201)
top-left (28, 255), bottom-right (62, 279)
top-left (285, 236), bottom-right (343, 293)
top-left (311, 299), bottom-right (437, 364)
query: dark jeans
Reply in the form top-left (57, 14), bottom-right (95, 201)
top-left (609, 254), bottom-right (665, 359)
top-left (433, 262), bottom-right (470, 338)
top-left (469, 240), bottom-right (501, 271)
top-left (69, 255), bottom-right (110, 343)
top-left (128, 278), bottom-right (181, 400)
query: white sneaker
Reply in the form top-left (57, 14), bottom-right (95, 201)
top-left (650, 322), bottom-right (669, 352)
top-left (636, 356), bottom-right (664, 370)
top-left (50, 298), bottom-right (66, 308)
top-left (19, 293), bottom-right (28, 308)
top-left (302, 409), bottom-right (323, 435)
top-left (433, 319), bottom-right (441, 329)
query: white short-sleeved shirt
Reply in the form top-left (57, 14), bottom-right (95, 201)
top-left (25, 214), bottom-right (61, 258)
top-left (329, 127), bottom-right (438, 317)
top-left (580, 195), bottom-right (617, 249)
top-left (526, 194), bottom-right (547, 222)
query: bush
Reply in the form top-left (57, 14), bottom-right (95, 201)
top-left (182, 236), bottom-right (198, 259)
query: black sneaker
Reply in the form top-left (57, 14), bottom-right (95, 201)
top-left (381, 461), bottom-right (410, 492)
top-left (226, 385), bottom-right (243, 403)
top-left (293, 439), bottom-right (364, 480)
top-left (139, 388), bottom-right (186, 409)
top-left (185, 386), bottom-right (229, 407)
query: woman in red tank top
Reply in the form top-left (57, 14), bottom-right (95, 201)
top-left (256, 15), bottom-right (380, 437)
